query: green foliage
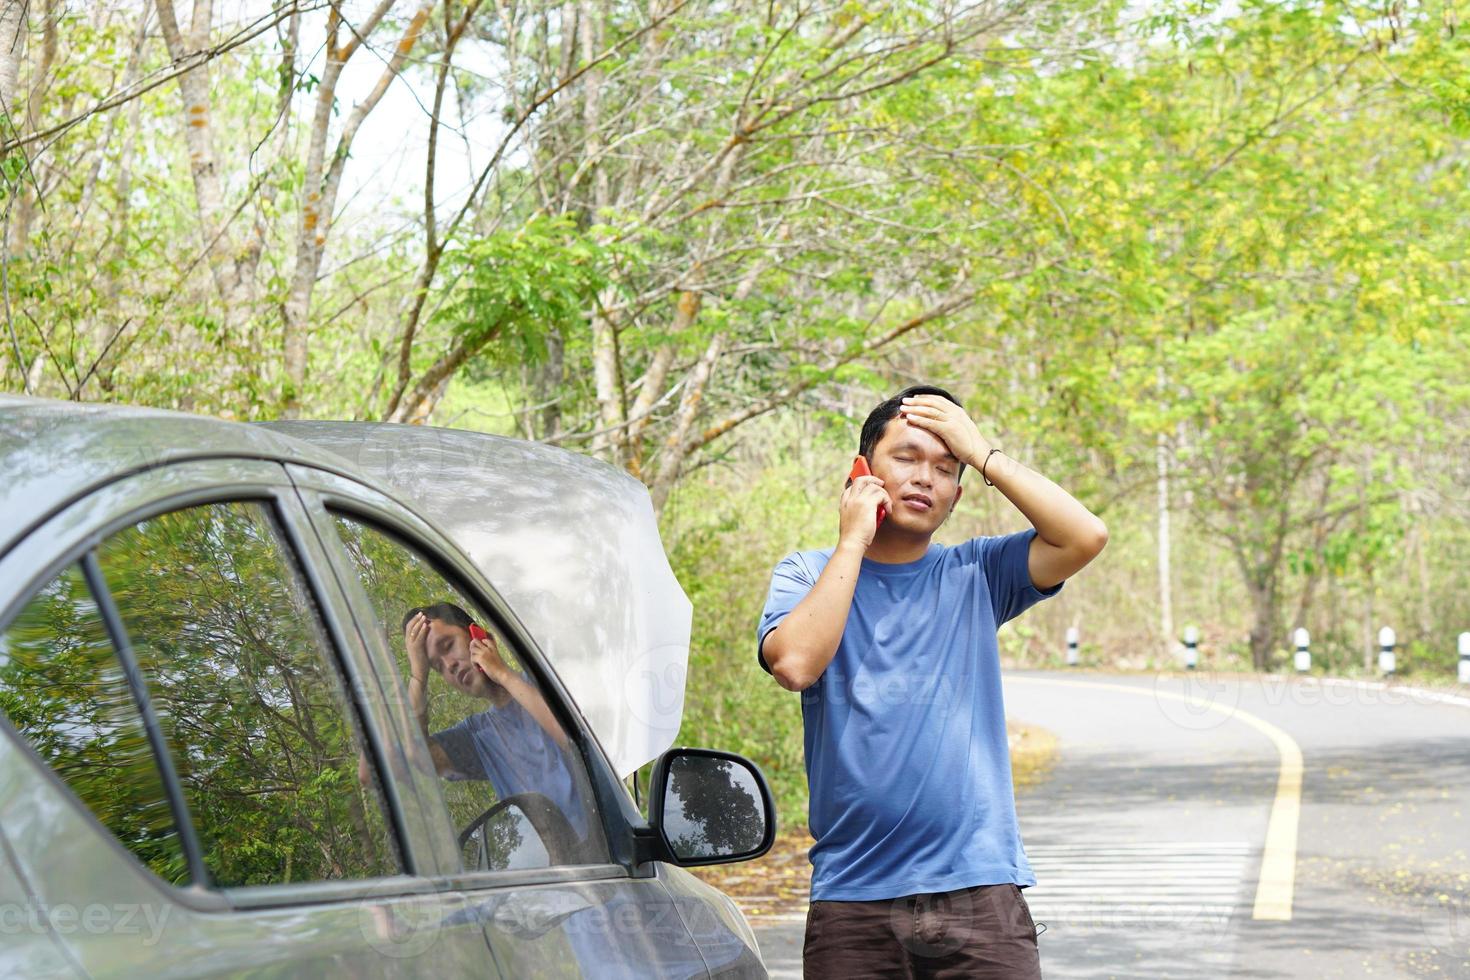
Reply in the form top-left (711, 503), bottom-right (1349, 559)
top-left (434, 215), bottom-right (614, 367)
top-left (96, 502), bottom-right (399, 887)
top-left (659, 421), bottom-right (858, 828)
top-left (5, 2), bottom-right (1470, 831)
top-left (0, 567), bottom-right (192, 884)
top-left (0, 506), bottom-right (401, 889)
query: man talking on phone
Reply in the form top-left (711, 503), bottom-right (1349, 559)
top-left (757, 384), bottom-right (1108, 978)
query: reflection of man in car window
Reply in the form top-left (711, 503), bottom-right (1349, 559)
top-left (400, 603), bottom-right (590, 840)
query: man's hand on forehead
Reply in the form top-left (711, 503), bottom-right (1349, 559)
top-left (404, 611), bottom-right (432, 682)
top-left (896, 394), bottom-right (991, 468)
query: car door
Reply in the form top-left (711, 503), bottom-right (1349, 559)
top-left (282, 462), bottom-right (725, 978)
top-left (0, 458), bottom-right (501, 978)
top-left (0, 822), bottom-right (80, 977)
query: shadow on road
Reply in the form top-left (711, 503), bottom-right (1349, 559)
top-left (1016, 751), bottom-right (1279, 810)
top-left (1298, 735), bottom-right (1470, 804)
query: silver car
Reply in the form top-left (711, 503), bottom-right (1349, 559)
top-left (0, 395), bottom-right (773, 978)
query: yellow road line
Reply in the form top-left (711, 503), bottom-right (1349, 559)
top-left (1007, 675), bottom-right (1303, 921)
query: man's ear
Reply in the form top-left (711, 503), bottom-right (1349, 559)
top-left (946, 483), bottom-right (963, 520)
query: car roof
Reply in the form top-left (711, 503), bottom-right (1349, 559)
top-left (0, 396), bottom-right (688, 779)
top-left (0, 394), bottom-right (363, 557)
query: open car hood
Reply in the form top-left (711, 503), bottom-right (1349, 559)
top-left (259, 421), bottom-right (689, 779)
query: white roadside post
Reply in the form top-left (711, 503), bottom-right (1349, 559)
top-left (1378, 626), bottom-right (1396, 678)
top-left (1066, 626), bottom-right (1079, 667)
top-left (1183, 625), bottom-right (1199, 671)
top-left (1294, 628), bottom-right (1311, 674)
top-left (1458, 632), bottom-right (1470, 686)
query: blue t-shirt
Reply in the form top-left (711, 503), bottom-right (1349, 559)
top-left (756, 528), bottom-right (1062, 901)
top-left (432, 670), bottom-right (591, 840)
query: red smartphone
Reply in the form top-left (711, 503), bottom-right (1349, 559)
top-left (467, 624), bottom-right (490, 675)
top-left (846, 456), bottom-right (887, 527)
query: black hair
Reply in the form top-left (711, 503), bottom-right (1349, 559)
top-left (858, 384), bottom-right (967, 481)
top-left (400, 602), bottom-right (474, 632)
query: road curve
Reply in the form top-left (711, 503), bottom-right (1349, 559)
top-left (1004, 670), bottom-right (1470, 980)
top-left (752, 670), bottom-right (1470, 979)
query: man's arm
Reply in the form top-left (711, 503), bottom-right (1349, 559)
top-left (983, 453), bottom-right (1107, 590)
top-left (761, 474), bottom-right (888, 692)
top-left (356, 629), bottom-right (436, 789)
top-left (404, 613), bottom-right (455, 775)
top-left (899, 395), bottom-right (1108, 589)
top-left (470, 636), bottom-right (571, 751)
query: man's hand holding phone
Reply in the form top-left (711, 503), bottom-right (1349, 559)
top-left (468, 624), bottom-right (513, 686)
top-left (841, 456), bottom-right (891, 548)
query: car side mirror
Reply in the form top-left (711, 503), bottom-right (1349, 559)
top-left (648, 748), bottom-right (776, 866)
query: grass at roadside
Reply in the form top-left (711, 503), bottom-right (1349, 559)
top-left (688, 720), bottom-right (1060, 916)
top-left (1008, 718), bottom-right (1059, 790)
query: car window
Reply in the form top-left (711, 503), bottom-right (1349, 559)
top-left (329, 513), bottom-right (610, 872)
top-left (0, 565), bottom-right (192, 884)
top-left (94, 500), bottom-right (399, 888)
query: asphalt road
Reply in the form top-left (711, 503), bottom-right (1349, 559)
top-left (752, 670), bottom-right (1470, 979)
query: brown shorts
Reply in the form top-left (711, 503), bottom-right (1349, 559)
top-left (802, 882), bottom-right (1042, 979)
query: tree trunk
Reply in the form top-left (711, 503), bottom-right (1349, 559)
top-left (154, 0), bottom-right (252, 313)
top-left (1292, 567), bottom-right (1321, 635)
top-left (405, 375), bottom-right (452, 424)
top-left (577, 0), bottom-right (608, 212)
top-left (1156, 429), bottom-right (1174, 656)
top-left (380, 0), bottom-right (485, 422)
top-left (281, 0), bottom-right (432, 417)
top-left (649, 331), bottom-right (724, 512)
top-left (0, 1), bottom-right (24, 115)
top-left (24, 348), bottom-right (44, 391)
top-left (6, 0), bottom-right (58, 258)
top-left (537, 327), bottom-right (565, 439)
top-left (383, 254), bottom-right (443, 419)
top-left (588, 286), bottom-right (626, 465)
top-left (388, 317), bottom-right (501, 425)
top-left (626, 289), bottom-right (702, 476)
top-left (579, 1), bottom-right (625, 464)
top-left (1247, 576), bottom-right (1279, 672)
top-left (1413, 522), bottom-right (1433, 639)
top-left (97, 13), bottom-right (149, 306)
top-left (1361, 582), bottom-right (1374, 672)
